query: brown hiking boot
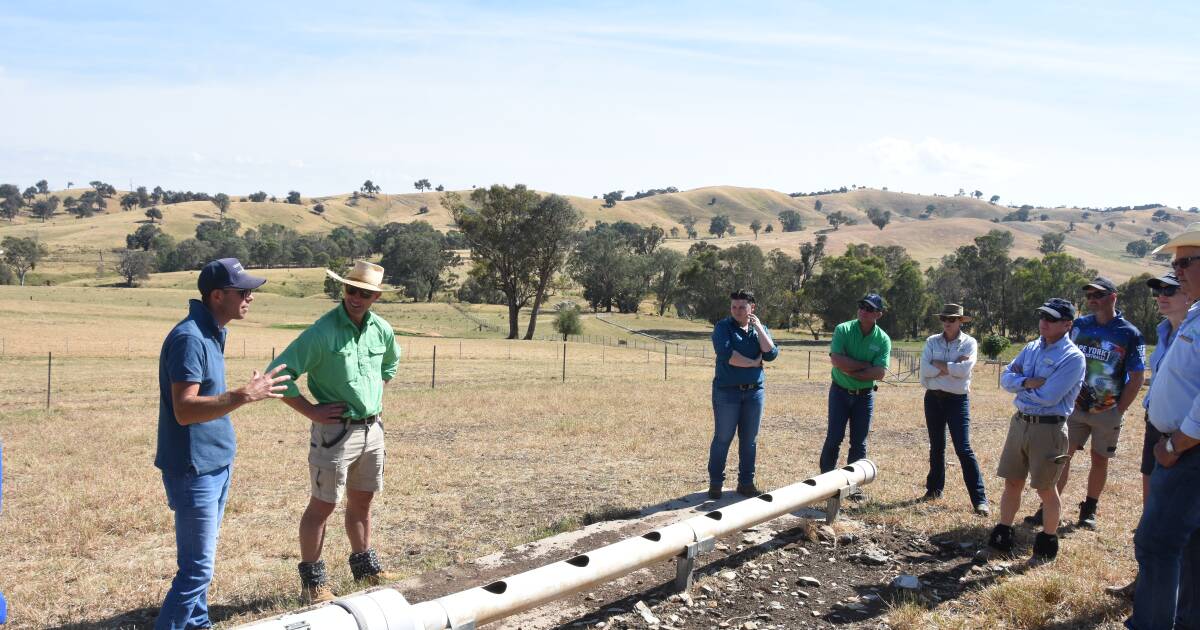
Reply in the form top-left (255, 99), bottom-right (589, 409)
top-left (356, 570), bottom-right (401, 586)
top-left (298, 559), bottom-right (335, 604)
top-left (300, 582), bottom-right (336, 604)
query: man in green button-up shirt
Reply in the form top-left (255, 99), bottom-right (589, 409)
top-left (267, 261), bottom-right (401, 603)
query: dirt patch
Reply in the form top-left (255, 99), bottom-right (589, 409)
top-left (388, 495), bottom-right (1020, 629)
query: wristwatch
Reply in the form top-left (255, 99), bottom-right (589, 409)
top-left (1167, 438), bottom-right (1178, 456)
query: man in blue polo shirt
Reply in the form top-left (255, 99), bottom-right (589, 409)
top-left (154, 258), bottom-right (291, 630)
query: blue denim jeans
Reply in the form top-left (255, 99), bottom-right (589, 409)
top-left (708, 385), bottom-right (765, 485)
top-left (156, 465), bottom-right (231, 630)
top-left (924, 390), bottom-right (987, 506)
top-left (1128, 450), bottom-right (1200, 630)
top-left (820, 384), bottom-right (873, 473)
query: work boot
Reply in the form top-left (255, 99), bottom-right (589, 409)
top-left (921, 489), bottom-right (943, 501)
top-left (298, 560), bottom-right (336, 604)
top-left (707, 482), bottom-right (723, 500)
top-left (1028, 532), bottom-right (1059, 566)
top-left (736, 482), bottom-right (762, 497)
top-left (975, 524), bottom-right (1014, 563)
top-left (973, 502), bottom-right (991, 517)
top-left (350, 548), bottom-right (399, 586)
top-left (1023, 505), bottom-right (1044, 527)
top-left (1078, 500), bottom-right (1098, 529)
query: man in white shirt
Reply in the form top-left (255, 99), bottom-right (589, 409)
top-left (1127, 223), bottom-right (1200, 629)
top-left (919, 304), bottom-right (987, 515)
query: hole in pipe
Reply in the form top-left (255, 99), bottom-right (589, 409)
top-left (642, 531), bottom-right (662, 541)
top-left (706, 511), bottom-right (723, 520)
top-left (803, 479), bottom-right (818, 486)
top-left (756, 493), bottom-right (774, 502)
top-left (483, 581), bottom-right (507, 594)
top-left (842, 465), bottom-right (856, 472)
top-left (567, 555), bottom-right (590, 567)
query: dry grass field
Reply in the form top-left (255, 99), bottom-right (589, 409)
top-left (0, 286), bottom-right (1144, 628)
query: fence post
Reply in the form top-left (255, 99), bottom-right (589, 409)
top-left (272, 347), bottom-right (276, 361)
top-left (47, 351), bottom-right (52, 410)
top-left (807, 350), bottom-right (812, 380)
top-left (562, 343), bottom-right (567, 382)
top-left (663, 345), bottom-right (668, 381)
top-left (459, 340), bottom-right (462, 359)
top-left (432, 346), bottom-right (437, 389)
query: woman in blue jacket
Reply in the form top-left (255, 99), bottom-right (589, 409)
top-left (708, 289), bottom-right (780, 499)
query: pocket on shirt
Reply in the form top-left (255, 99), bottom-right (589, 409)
top-left (365, 344), bottom-right (387, 378)
top-left (327, 342), bottom-right (358, 383)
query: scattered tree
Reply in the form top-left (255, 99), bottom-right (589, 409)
top-left (1039, 232), bottom-right (1067, 254)
top-left (145, 207), bottom-right (163, 223)
top-left (286, 191), bottom-right (302, 205)
top-left (313, 203), bottom-right (326, 215)
top-left (778, 210), bottom-right (804, 232)
top-left (414, 179), bottom-right (432, 192)
top-left (601, 191), bottom-right (623, 208)
top-left (680, 215), bottom-right (698, 239)
top-left (749, 219), bottom-right (763, 239)
top-left (1152, 230), bottom-right (1171, 246)
top-left (764, 224), bottom-right (774, 234)
top-left (360, 180), bottom-right (381, 196)
top-left (120, 193), bottom-right (139, 212)
top-left (980, 335), bottom-right (1011, 360)
top-left (826, 211), bottom-right (850, 230)
top-left (989, 194), bottom-right (1000, 204)
top-left (2, 236), bottom-right (48, 285)
top-left (117, 249), bottom-right (156, 286)
top-left (814, 199), bottom-right (823, 212)
top-left (35, 180), bottom-right (49, 195)
top-left (973, 190), bottom-right (983, 200)
top-left (248, 191), bottom-right (268, 202)
top-left (553, 305), bottom-right (583, 340)
top-left (708, 214), bottom-right (732, 238)
top-left (435, 184), bottom-right (444, 192)
top-left (1126, 240), bottom-right (1152, 257)
top-left (30, 197), bottom-right (59, 222)
top-left (867, 207), bottom-right (892, 230)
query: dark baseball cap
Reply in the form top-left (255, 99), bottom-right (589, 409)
top-left (1082, 276), bottom-right (1118, 294)
top-left (858, 293), bottom-right (885, 312)
top-left (197, 258), bottom-right (266, 296)
top-left (1036, 298), bottom-right (1076, 321)
top-left (1147, 272), bottom-right (1180, 290)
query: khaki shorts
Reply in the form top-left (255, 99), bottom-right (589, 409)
top-left (1067, 406), bottom-right (1124, 458)
top-left (308, 420), bottom-right (385, 504)
top-left (996, 413), bottom-right (1069, 490)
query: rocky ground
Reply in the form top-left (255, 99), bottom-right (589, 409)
top-left (392, 493), bottom-right (1033, 630)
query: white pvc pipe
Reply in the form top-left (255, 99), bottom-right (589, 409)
top-left (238, 460), bottom-right (877, 630)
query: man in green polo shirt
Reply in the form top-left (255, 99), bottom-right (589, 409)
top-left (268, 260), bottom-right (401, 603)
top-left (820, 293), bottom-right (892, 477)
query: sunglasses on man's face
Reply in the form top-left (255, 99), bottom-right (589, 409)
top-left (1172, 255), bottom-right (1200, 271)
top-left (1084, 291), bottom-right (1111, 300)
top-left (1038, 312), bottom-right (1065, 323)
top-left (345, 286), bottom-right (380, 299)
top-left (858, 305), bottom-right (879, 314)
top-left (222, 288), bottom-right (253, 300)
top-left (1153, 286), bottom-right (1180, 298)
top-left (938, 316), bottom-right (960, 323)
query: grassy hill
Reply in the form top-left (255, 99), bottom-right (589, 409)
top-left (1, 186), bottom-right (1192, 284)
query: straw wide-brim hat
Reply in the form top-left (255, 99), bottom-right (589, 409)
top-left (935, 303), bottom-right (973, 322)
top-left (1153, 221), bottom-right (1200, 255)
top-left (325, 260), bottom-right (398, 293)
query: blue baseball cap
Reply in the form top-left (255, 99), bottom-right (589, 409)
top-left (197, 258), bottom-right (266, 296)
top-left (858, 293), bottom-right (885, 312)
top-left (1147, 272), bottom-right (1180, 290)
top-left (1036, 298), bottom-right (1076, 321)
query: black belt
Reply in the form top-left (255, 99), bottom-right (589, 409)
top-left (1017, 413), bottom-right (1065, 424)
top-left (834, 382), bottom-right (875, 396)
top-left (928, 389), bottom-right (966, 398)
top-left (320, 415), bottom-right (380, 448)
top-left (724, 383), bottom-right (762, 391)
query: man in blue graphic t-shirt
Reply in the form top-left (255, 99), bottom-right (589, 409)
top-left (1027, 277), bottom-right (1145, 531)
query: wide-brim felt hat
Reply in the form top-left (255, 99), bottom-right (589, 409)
top-left (325, 260), bottom-right (399, 293)
top-left (1153, 222), bottom-right (1200, 255)
top-left (935, 303), bottom-right (972, 322)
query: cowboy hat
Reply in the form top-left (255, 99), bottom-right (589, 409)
top-left (935, 303), bottom-right (972, 322)
top-left (325, 260), bottom-right (398, 293)
top-left (1153, 222), bottom-right (1200, 255)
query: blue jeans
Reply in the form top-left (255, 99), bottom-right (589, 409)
top-left (820, 384), bottom-right (873, 473)
top-left (1128, 450), bottom-right (1200, 630)
top-left (708, 385), bottom-right (765, 485)
top-left (156, 465), bottom-right (231, 630)
top-left (924, 390), bottom-right (987, 506)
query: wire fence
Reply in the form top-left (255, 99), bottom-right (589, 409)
top-left (1, 335), bottom-right (1011, 413)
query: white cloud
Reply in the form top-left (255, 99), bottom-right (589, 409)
top-left (866, 137), bottom-right (1027, 184)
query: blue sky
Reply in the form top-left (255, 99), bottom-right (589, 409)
top-left (1, 1), bottom-right (1197, 208)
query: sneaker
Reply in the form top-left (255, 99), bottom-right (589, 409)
top-left (974, 503), bottom-right (991, 517)
top-left (1078, 501), bottom-right (1098, 529)
top-left (1028, 532), bottom-right (1059, 566)
top-left (300, 582), bottom-right (336, 605)
top-left (1105, 578), bottom-right (1137, 600)
top-left (707, 482), bottom-right (723, 500)
top-left (736, 483), bottom-right (762, 497)
top-left (921, 489), bottom-right (943, 501)
top-left (1023, 506), bottom-right (1044, 527)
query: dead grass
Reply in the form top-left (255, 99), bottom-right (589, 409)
top-left (0, 289), bottom-right (1145, 629)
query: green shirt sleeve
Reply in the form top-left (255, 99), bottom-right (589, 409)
top-left (873, 333), bottom-right (892, 368)
top-left (381, 328), bottom-right (400, 382)
top-left (829, 323), bottom-right (847, 355)
top-left (267, 328), bottom-right (321, 398)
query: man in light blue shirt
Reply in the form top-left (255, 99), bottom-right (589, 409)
top-left (981, 298), bottom-right (1086, 567)
top-left (1128, 224), bottom-right (1200, 630)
